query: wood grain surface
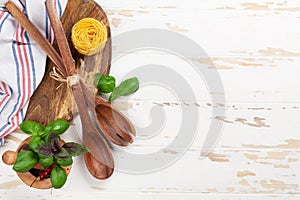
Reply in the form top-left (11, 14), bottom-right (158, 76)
top-left (1, 0), bottom-right (300, 199)
top-left (24, 0), bottom-right (111, 125)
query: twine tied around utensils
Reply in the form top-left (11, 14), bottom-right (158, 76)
top-left (49, 67), bottom-right (80, 89)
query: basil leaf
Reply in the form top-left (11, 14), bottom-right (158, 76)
top-left (108, 90), bottom-right (118, 101)
top-left (50, 166), bottom-right (67, 189)
top-left (13, 150), bottom-right (38, 172)
top-left (38, 130), bottom-right (48, 137)
top-left (62, 142), bottom-right (89, 157)
top-left (46, 132), bottom-right (60, 148)
top-left (94, 73), bottom-right (102, 86)
top-left (39, 156), bottom-right (54, 168)
top-left (117, 77), bottom-right (139, 96)
top-left (45, 120), bottom-right (70, 135)
top-left (20, 120), bottom-right (44, 135)
top-left (35, 142), bottom-right (54, 157)
top-left (29, 135), bottom-right (43, 151)
top-left (109, 77), bottom-right (139, 101)
top-left (95, 74), bottom-right (116, 93)
top-left (55, 157), bottom-right (73, 166)
top-left (54, 147), bottom-right (70, 159)
top-left (44, 125), bottom-right (52, 135)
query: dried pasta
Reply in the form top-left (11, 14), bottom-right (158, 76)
top-left (71, 18), bottom-right (107, 56)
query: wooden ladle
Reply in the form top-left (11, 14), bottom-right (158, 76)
top-left (80, 81), bottom-right (136, 146)
top-left (5, 0), bottom-right (114, 179)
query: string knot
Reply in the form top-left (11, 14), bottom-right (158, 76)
top-left (49, 67), bottom-right (79, 89)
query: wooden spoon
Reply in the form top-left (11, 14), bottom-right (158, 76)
top-left (5, 0), bottom-right (114, 179)
top-left (71, 85), bottom-right (114, 179)
top-left (80, 80), bottom-right (136, 146)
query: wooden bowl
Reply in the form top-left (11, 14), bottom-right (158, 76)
top-left (2, 137), bottom-right (72, 189)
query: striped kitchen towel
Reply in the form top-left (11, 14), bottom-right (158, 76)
top-left (0, 0), bottom-right (67, 146)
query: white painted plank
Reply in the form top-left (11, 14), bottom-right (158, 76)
top-left (99, 0), bottom-right (300, 11)
top-left (109, 52), bottom-right (300, 102)
top-left (1, 134), bottom-right (299, 196)
top-left (2, 191), bottom-right (300, 200)
top-left (105, 9), bottom-right (300, 57)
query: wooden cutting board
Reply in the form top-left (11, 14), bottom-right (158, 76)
top-left (25, 0), bottom-right (111, 125)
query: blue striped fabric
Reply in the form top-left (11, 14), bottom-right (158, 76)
top-left (0, 0), bottom-right (67, 146)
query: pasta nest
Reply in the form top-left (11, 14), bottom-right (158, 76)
top-left (71, 18), bottom-right (107, 56)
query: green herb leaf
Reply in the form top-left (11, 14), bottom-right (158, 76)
top-left (20, 120), bottom-right (44, 135)
top-left (39, 155), bottom-right (54, 168)
top-left (55, 156), bottom-right (73, 166)
top-left (95, 73), bottom-right (116, 93)
top-left (117, 77), bottom-right (139, 96)
top-left (47, 132), bottom-right (60, 148)
top-left (109, 77), bottom-right (139, 101)
top-left (62, 142), bottom-right (89, 157)
top-left (35, 142), bottom-right (54, 157)
top-left (29, 135), bottom-right (44, 151)
top-left (54, 147), bottom-right (70, 159)
top-left (37, 130), bottom-right (48, 137)
top-left (108, 90), bottom-right (118, 101)
top-left (50, 166), bottom-right (67, 189)
top-left (94, 73), bottom-right (102, 86)
top-left (13, 150), bottom-right (38, 172)
top-left (44, 120), bottom-right (70, 135)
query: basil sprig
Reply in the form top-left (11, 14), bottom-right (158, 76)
top-left (13, 119), bottom-right (89, 189)
top-left (94, 73), bottom-right (139, 102)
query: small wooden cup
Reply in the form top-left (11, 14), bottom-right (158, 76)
top-left (2, 137), bottom-right (72, 189)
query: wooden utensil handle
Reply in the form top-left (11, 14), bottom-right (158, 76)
top-left (2, 150), bottom-right (17, 165)
top-left (45, 0), bottom-right (77, 76)
top-left (5, 1), bottom-right (66, 76)
top-left (71, 83), bottom-right (94, 129)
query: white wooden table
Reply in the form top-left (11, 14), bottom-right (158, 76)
top-left (1, 0), bottom-right (299, 199)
